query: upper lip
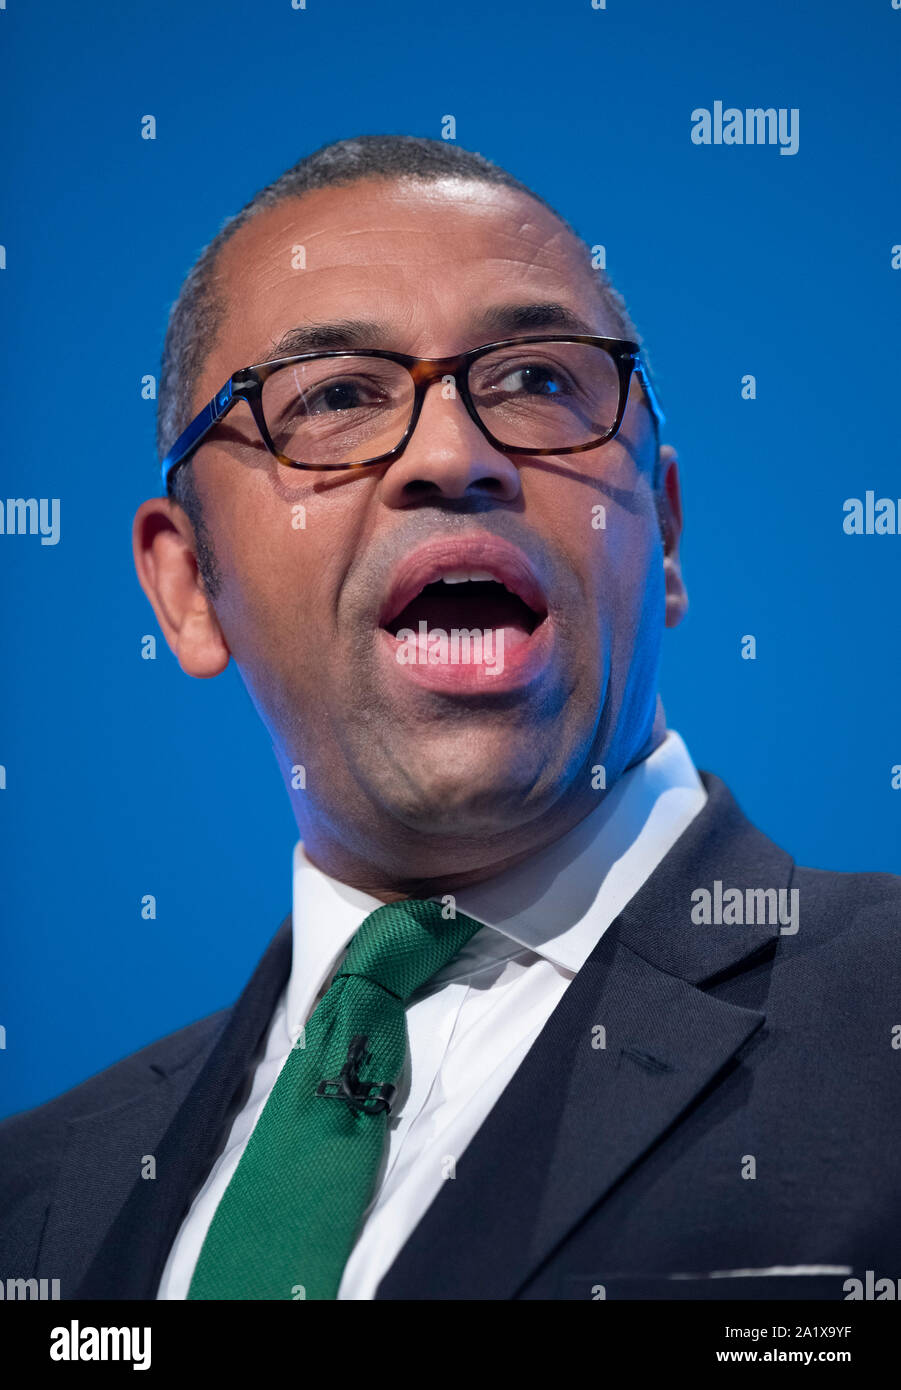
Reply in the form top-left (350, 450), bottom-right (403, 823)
top-left (378, 534), bottom-right (549, 629)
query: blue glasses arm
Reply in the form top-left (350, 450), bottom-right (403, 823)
top-left (634, 358), bottom-right (666, 431)
top-left (160, 380), bottom-right (236, 489)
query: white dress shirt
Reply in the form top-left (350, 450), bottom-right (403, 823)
top-left (157, 729), bottom-right (706, 1300)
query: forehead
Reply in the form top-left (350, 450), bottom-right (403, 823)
top-left (207, 177), bottom-right (614, 374)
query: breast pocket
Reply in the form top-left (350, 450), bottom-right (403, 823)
top-left (560, 1271), bottom-right (854, 1300)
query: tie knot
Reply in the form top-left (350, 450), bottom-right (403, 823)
top-left (337, 898), bottom-right (484, 1002)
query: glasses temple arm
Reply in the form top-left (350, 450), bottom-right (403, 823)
top-left (160, 379), bottom-right (237, 489)
top-left (634, 358), bottom-right (666, 431)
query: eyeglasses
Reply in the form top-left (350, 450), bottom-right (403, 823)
top-left (160, 334), bottom-right (665, 493)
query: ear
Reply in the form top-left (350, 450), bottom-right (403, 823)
top-left (132, 496), bottom-right (230, 677)
top-left (656, 445), bottom-right (688, 628)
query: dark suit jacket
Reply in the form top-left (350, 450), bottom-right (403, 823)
top-left (2, 772), bottom-right (900, 1300)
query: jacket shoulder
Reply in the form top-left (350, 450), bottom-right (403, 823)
top-left (785, 862), bottom-right (901, 968)
top-left (0, 1010), bottom-right (229, 1278)
top-left (792, 862), bottom-right (901, 926)
top-left (0, 1009), bottom-right (228, 1162)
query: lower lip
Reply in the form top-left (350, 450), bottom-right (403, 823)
top-left (377, 617), bottom-right (555, 694)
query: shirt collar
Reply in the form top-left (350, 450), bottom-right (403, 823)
top-left (288, 730), bottom-right (706, 1034)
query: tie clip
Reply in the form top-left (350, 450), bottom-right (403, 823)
top-left (316, 1034), bottom-right (397, 1116)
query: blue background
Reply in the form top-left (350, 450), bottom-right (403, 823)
top-left (2, 0), bottom-right (899, 1119)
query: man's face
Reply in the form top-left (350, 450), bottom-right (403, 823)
top-left (138, 177), bottom-right (684, 887)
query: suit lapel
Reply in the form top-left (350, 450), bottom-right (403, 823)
top-left (38, 1044), bottom-right (215, 1295)
top-left (72, 917), bottom-right (292, 1299)
top-left (377, 772), bottom-right (793, 1299)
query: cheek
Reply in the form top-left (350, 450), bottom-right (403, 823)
top-left (206, 482), bottom-right (344, 677)
top-left (601, 515), bottom-right (665, 698)
top-left (532, 465), bottom-right (658, 634)
top-left (598, 508), bottom-right (659, 608)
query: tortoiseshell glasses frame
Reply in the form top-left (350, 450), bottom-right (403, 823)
top-left (160, 334), bottom-right (665, 495)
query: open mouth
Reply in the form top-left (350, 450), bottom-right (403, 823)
top-left (375, 536), bottom-right (553, 690)
top-left (382, 571), bottom-right (546, 644)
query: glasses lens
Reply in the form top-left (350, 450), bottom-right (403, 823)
top-left (469, 341), bottom-right (623, 450)
top-left (261, 356), bottom-right (414, 465)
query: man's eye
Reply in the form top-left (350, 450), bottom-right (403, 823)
top-left (305, 378), bottom-right (386, 413)
top-left (493, 363), bottom-right (572, 397)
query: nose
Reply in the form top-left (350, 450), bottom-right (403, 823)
top-left (378, 377), bottom-right (522, 508)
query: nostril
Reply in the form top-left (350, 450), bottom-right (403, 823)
top-left (400, 478), bottom-right (445, 498)
top-left (397, 474), bottom-right (509, 500)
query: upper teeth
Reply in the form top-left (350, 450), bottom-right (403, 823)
top-left (437, 570), bottom-right (496, 585)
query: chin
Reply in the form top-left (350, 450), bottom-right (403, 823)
top-left (393, 796), bottom-right (535, 841)
top-left (377, 753), bottom-right (558, 840)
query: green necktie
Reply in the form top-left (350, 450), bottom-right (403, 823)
top-left (187, 898), bottom-right (484, 1300)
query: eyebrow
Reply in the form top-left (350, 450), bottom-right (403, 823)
top-left (260, 301), bottom-right (603, 364)
top-left (470, 301), bottom-right (600, 338)
top-left (265, 319), bottom-right (388, 359)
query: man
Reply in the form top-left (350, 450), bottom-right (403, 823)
top-left (1, 135), bottom-right (899, 1302)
